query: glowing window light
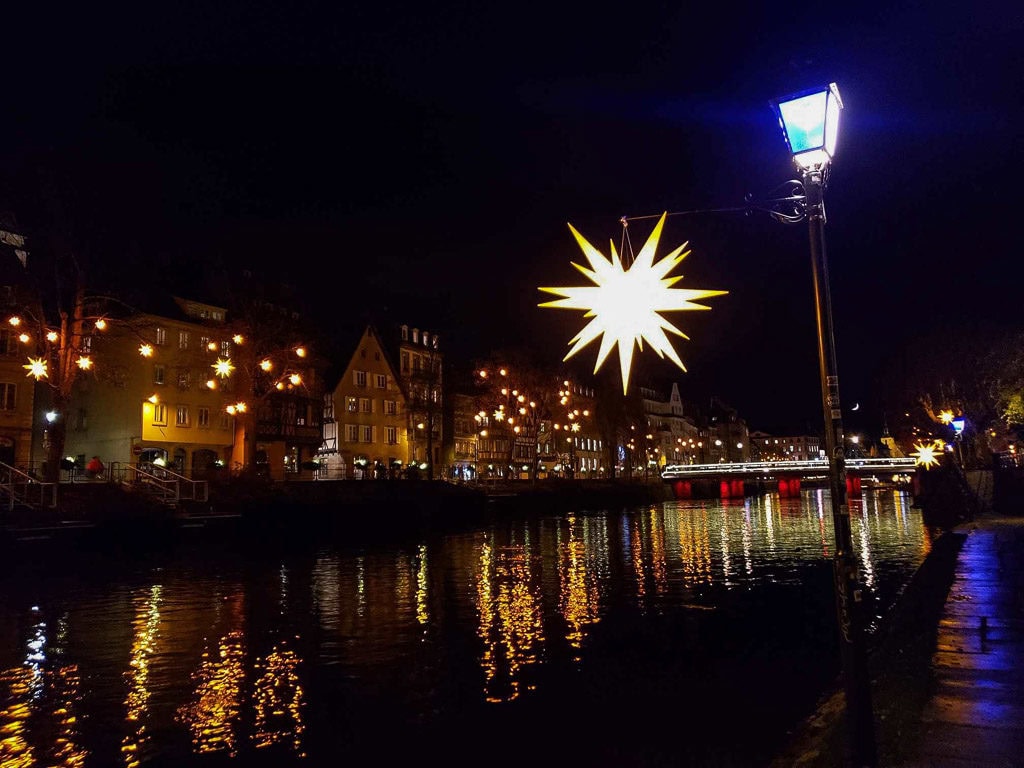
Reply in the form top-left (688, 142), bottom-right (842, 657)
top-left (46, 330), bottom-right (59, 342)
top-left (76, 356), bottom-right (93, 370)
top-left (24, 358), bottom-right (47, 379)
top-left (139, 344), bottom-right (153, 357)
top-left (540, 212), bottom-right (726, 394)
top-left (212, 358), bottom-right (235, 378)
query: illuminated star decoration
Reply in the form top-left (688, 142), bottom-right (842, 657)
top-left (212, 358), bottom-right (235, 378)
top-left (24, 357), bottom-right (48, 379)
top-left (539, 212), bottom-right (726, 394)
top-left (912, 441), bottom-right (941, 470)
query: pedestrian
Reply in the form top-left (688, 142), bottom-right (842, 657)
top-left (85, 455), bottom-right (105, 479)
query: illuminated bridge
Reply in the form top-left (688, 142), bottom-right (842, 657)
top-left (660, 457), bottom-right (919, 499)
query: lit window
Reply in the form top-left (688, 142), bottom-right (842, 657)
top-left (220, 340), bottom-right (232, 356)
top-left (361, 425), bottom-right (373, 443)
top-left (154, 365), bottom-right (165, 385)
top-left (176, 405), bottom-right (190, 427)
top-left (198, 407), bottom-right (210, 428)
top-left (81, 336), bottom-right (92, 352)
top-left (179, 331), bottom-right (189, 349)
top-left (375, 374), bottom-right (386, 389)
top-left (346, 396), bottom-right (357, 412)
top-left (346, 424), bottom-right (359, 442)
top-left (386, 426), bottom-right (397, 444)
top-left (155, 327), bottom-right (166, 346)
top-left (153, 404), bottom-right (167, 425)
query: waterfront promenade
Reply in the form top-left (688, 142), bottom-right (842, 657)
top-left (772, 510), bottom-right (1024, 768)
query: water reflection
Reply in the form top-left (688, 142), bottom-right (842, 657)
top-left (0, 489), bottom-right (937, 766)
top-left (0, 609), bottom-right (87, 768)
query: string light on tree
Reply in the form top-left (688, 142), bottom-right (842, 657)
top-left (539, 212), bottom-right (726, 394)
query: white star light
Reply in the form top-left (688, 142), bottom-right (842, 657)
top-left (539, 212), bottom-right (726, 393)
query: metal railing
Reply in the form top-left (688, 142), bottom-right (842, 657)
top-left (110, 462), bottom-right (208, 506)
top-left (661, 457), bottom-right (918, 479)
top-left (0, 462), bottom-right (58, 510)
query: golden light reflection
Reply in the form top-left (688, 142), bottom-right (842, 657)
top-left (0, 665), bottom-right (36, 768)
top-left (474, 540), bottom-right (544, 703)
top-left (539, 212), bottom-right (727, 394)
top-left (50, 664), bottom-right (87, 768)
top-left (251, 643), bottom-right (306, 757)
top-left (648, 509), bottom-right (668, 592)
top-left (416, 545), bottom-right (430, 626)
top-left (122, 585), bottom-right (162, 768)
top-left (676, 507), bottom-right (712, 587)
top-left (176, 631), bottom-right (244, 757)
top-left (558, 516), bottom-right (601, 656)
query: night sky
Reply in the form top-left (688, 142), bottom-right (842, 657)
top-left (1, 2), bottom-right (1020, 437)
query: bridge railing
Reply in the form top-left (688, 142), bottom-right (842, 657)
top-left (661, 457), bottom-right (918, 479)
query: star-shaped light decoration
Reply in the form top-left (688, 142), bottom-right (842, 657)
top-left (212, 358), bottom-right (235, 378)
top-left (539, 212), bottom-right (726, 394)
top-left (912, 441), bottom-right (941, 469)
top-left (24, 357), bottom-right (48, 379)
top-left (938, 410), bottom-right (954, 425)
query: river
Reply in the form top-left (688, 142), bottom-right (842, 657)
top-left (0, 487), bottom-right (939, 767)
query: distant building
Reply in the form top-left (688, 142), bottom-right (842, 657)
top-left (0, 218), bottom-right (36, 469)
top-left (703, 398), bottom-right (751, 463)
top-left (320, 325), bottom-right (408, 479)
top-left (749, 431), bottom-right (821, 462)
top-left (52, 296), bottom-right (236, 475)
top-left (640, 382), bottom-right (700, 467)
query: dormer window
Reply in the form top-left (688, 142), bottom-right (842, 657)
top-left (412, 328), bottom-right (419, 344)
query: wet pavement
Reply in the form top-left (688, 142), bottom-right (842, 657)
top-left (772, 512), bottom-right (1024, 767)
top-left (907, 515), bottom-right (1024, 768)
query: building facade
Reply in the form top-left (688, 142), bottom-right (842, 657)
top-left (320, 325), bottom-right (408, 479)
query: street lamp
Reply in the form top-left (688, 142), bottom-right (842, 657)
top-left (773, 82), bottom-right (877, 767)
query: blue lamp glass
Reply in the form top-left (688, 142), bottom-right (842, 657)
top-left (772, 83), bottom-right (843, 170)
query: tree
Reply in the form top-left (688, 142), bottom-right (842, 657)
top-left (403, 341), bottom-right (444, 480)
top-left (473, 350), bottom-right (555, 481)
top-left (592, 366), bottom-right (645, 479)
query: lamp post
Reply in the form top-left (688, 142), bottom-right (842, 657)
top-left (772, 82), bottom-right (877, 767)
